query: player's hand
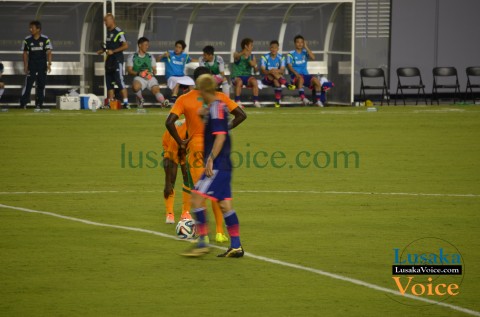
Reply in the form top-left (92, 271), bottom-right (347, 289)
top-left (180, 139), bottom-right (189, 150)
top-left (165, 51), bottom-right (170, 58)
top-left (205, 157), bottom-right (214, 178)
top-left (106, 49), bottom-right (114, 56)
top-left (140, 70), bottom-right (148, 78)
top-left (47, 64), bottom-right (51, 74)
top-left (24, 67), bottom-right (29, 75)
top-left (96, 49), bottom-right (104, 55)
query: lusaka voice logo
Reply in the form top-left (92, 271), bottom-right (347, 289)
top-left (389, 237), bottom-right (464, 306)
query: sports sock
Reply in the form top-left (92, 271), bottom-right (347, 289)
top-left (212, 201), bottom-right (225, 234)
top-left (193, 207), bottom-right (208, 247)
top-left (182, 184), bottom-right (191, 214)
top-left (315, 92), bottom-right (322, 102)
top-left (135, 90), bottom-right (143, 100)
top-left (253, 95), bottom-right (259, 102)
top-left (123, 98), bottom-right (128, 105)
top-left (165, 189), bottom-right (175, 214)
top-left (223, 210), bottom-right (241, 249)
top-left (274, 88), bottom-right (282, 103)
top-left (235, 96), bottom-right (241, 102)
top-left (299, 88), bottom-right (305, 100)
top-left (171, 95), bottom-right (177, 103)
top-left (155, 92), bottom-right (165, 103)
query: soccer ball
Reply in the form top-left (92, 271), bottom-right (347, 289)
top-left (175, 219), bottom-right (196, 239)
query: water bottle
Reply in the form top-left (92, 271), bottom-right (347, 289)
top-left (91, 99), bottom-right (97, 112)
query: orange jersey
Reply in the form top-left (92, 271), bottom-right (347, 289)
top-left (169, 90), bottom-right (238, 140)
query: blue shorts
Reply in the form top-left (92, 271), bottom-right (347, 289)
top-left (291, 74), bottom-right (315, 89)
top-left (193, 169), bottom-right (232, 201)
top-left (232, 76), bottom-right (254, 86)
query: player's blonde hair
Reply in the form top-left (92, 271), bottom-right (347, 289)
top-left (196, 74), bottom-right (217, 94)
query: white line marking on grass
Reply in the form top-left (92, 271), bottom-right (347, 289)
top-left (0, 203), bottom-right (479, 316)
top-left (0, 189), bottom-right (479, 198)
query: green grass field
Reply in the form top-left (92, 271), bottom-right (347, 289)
top-left (1, 106), bottom-right (479, 317)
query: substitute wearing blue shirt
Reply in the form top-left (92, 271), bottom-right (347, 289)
top-left (286, 35), bottom-right (324, 107)
top-left (159, 40), bottom-right (194, 103)
top-left (260, 40), bottom-right (287, 107)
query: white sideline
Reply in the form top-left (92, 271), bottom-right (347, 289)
top-left (0, 189), bottom-right (479, 198)
top-left (0, 203), bottom-right (479, 317)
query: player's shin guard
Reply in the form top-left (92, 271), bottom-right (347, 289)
top-left (193, 207), bottom-right (208, 246)
top-left (212, 201), bottom-right (225, 234)
top-left (165, 190), bottom-right (175, 214)
top-left (155, 92), bottom-right (165, 103)
top-left (223, 210), bottom-right (241, 249)
top-left (182, 184), bottom-right (191, 213)
top-left (299, 88), bottom-right (305, 100)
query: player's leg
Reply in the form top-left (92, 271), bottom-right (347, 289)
top-left (296, 75), bottom-right (307, 103)
top-left (115, 63), bottom-right (129, 109)
top-left (172, 83), bottom-right (180, 103)
top-left (179, 160), bottom-right (192, 220)
top-left (20, 70), bottom-right (36, 109)
top-left (248, 76), bottom-right (260, 107)
top-left (234, 77), bottom-right (243, 105)
top-left (132, 78), bottom-right (145, 107)
top-left (0, 81), bottom-right (5, 101)
top-left (150, 79), bottom-right (168, 108)
top-left (311, 76), bottom-right (323, 107)
top-left (163, 156), bottom-right (177, 224)
top-left (35, 69), bottom-right (47, 109)
top-left (217, 199), bottom-right (243, 257)
top-left (182, 186), bottom-right (210, 257)
top-left (273, 78), bottom-right (282, 107)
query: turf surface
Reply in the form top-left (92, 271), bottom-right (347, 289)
top-left (1, 106), bottom-right (479, 316)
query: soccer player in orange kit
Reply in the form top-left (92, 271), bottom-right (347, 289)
top-left (165, 67), bottom-right (246, 243)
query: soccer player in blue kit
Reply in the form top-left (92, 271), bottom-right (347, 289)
top-left (181, 74), bottom-right (244, 258)
top-left (287, 35), bottom-right (324, 107)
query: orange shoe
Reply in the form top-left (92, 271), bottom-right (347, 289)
top-left (165, 213), bottom-right (175, 224)
top-left (181, 211), bottom-right (192, 220)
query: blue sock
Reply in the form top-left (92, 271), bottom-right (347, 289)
top-left (253, 95), bottom-right (259, 102)
top-left (299, 88), bottom-right (305, 99)
top-left (235, 96), bottom-right (241, 102)
top-left (224, 210), bottom-right (241, 249)
top-left (193, 207), bottom-right (208, 247)
top-left (316, 93), bottom-right (322, 102)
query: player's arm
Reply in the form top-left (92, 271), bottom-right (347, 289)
top-left (165, 114), bottom-right (188, 150)
top-left (278, 65), bottom-right (285, 75)
top-left (219, 94), bottom-right (247, 129)
top-left (126, 55), bottom-right (136, 76)
top-left (151, 55), bottom-right (157, 75)
top-left (304, 41), bottom-right (315, 60)
top-left (205, 133), bottom-right (226, 177)
top-left (233, 50), bottom-right (243, 62)
top-left (287, 61), bottom-right (299, 77)
top-left (157, 51), bottom-right (170, 61)
top-left (47, 49), bottom-right (52, 74)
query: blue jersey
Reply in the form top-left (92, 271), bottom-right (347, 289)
top-left (204, 100), bottom-right (231, 171)
top-left (261, 53), bottom-right (285, 71)
top-left (287, 49), bottom-right (309, 75)
top-left (162, 50), bottom-right (192, 79)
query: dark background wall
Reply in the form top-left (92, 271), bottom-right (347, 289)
top-left (390, 0), bottom-right (480, 94)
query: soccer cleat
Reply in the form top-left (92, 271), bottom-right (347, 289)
top-left (165, 213), bottom-right (175, 224)
top-left (190, 235), bottom-right (210, 244)
top-left (217, 246), bottom-right (244, 258)
top-left (316, 100), bottom-right (324, 107)
top-left (215, 233), bottom-right (229, 243)
top-left (123, 103), bottom-right (131, 110)
top-left (181, 246), bottom-right (210, 257)
top-left (162, 99), bottom-right (170, 108)
top-left (287, 84), bottom-right (296, 90)
top-left (274, 102), bottom-right (281, 108)
top-left (253, 101), bottom-right (262, 108)
top-left (301, 98), bottom-right (312, 106)
top-left (34, 106), bottom-right (42, 113)
top-left (181, 211), bottom-right (192, 220)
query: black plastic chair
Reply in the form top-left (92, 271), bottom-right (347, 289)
top-left (431, 67), bottom-right (460, 105)
top-left (465, 67), bottom-right (480, 103)
top-left (359, 68), bottom-right (389, 106)
top-left (395, 67), bottom-right (427, 105)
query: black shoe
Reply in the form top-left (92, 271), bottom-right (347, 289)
top-left (217, 246), bottom-right (244, 258)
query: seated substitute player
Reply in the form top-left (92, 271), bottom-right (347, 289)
top-left (232, 38), bottom-right (261, 108)
top-left (0, 61), bottom-right (4, 102)
top-left (126, 37), bottom-right (168, 108)
top-left (198, 45), bottom-right (230, 95)
top-left (260, 40), bottom-right (287, 108)
top-left (181, 74), bottom-right (244, 258)
top-left (165, 66), bottom-right (247, 243)
top-left (158, 40), bottom-right (196, 103)
top-left (162, 119), bottom-right (192, 223)
top-left (287, 35), bottom-right (324, 107)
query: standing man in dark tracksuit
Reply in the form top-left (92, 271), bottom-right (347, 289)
top-left (20, 21), bottom-right (52, 110)
top-left (97, 13), bottom-right (129, 109)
